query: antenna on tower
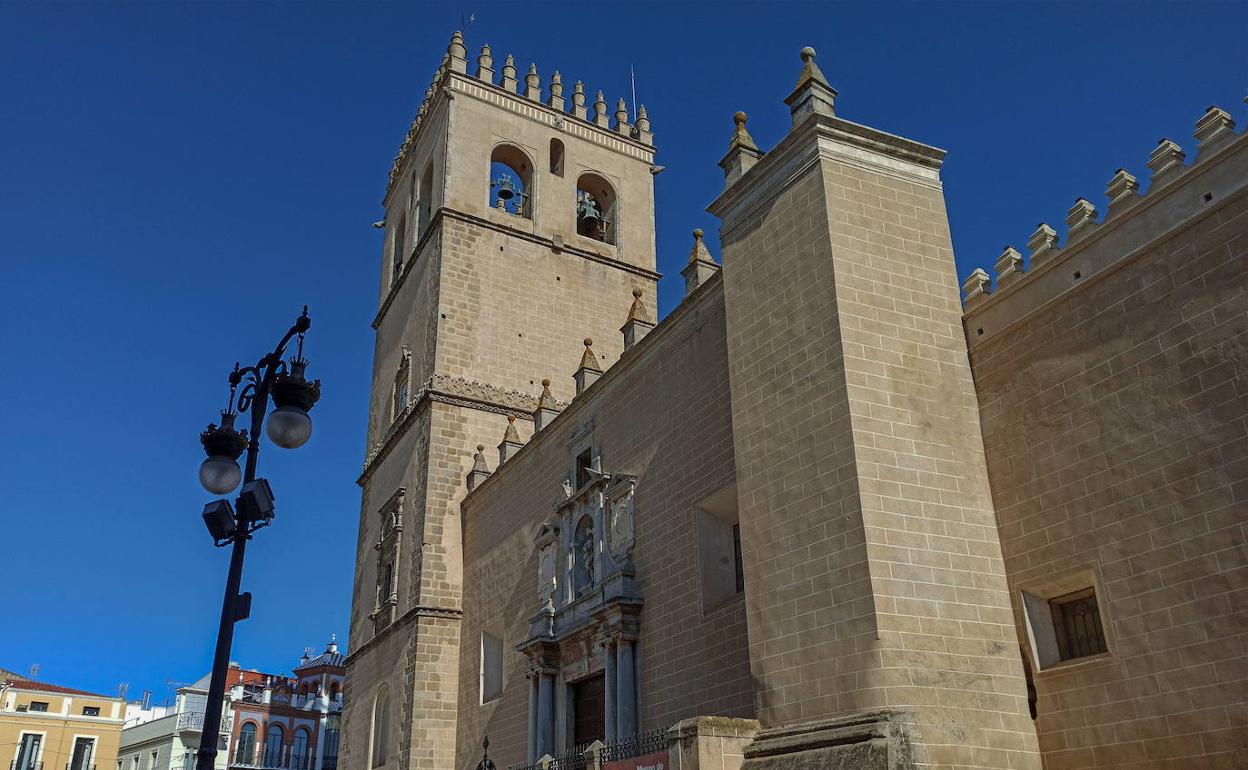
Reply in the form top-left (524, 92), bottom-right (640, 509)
top-left (118, 682), bottom-right (129, 700)
top-left (630, 65), bottom-right (637, 120)
top-left (28, 664), bottom-right (39, 679)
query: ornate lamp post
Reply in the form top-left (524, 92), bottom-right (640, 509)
top-left (194, 307), bottom-right (321, 770)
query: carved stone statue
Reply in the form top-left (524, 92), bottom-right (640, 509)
top-left (573, 515), bottom-right (595, 594)
top-left (609, 480), bottom-right (636, 561)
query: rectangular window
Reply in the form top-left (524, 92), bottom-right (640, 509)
top-left (15, 733), bottom-right (41, 770)
top-left (391, 213), bottom-right (407, 280)
top-left (381, 562), bottom-right (394, 601)
top-left (392, 358), bottom-right (410, 423)
top-left (1051, 588), bottom-right (1108, 661)
top-left (28, 701), bottom-right (48, 712)
top-left (575, 449), bottom-right (593, 489)
top-left (480, 631), bottom-right (503, 703)
top-left (695, 485), bottom-right (742, 614)
top-left (1020, 573), bottom-right (1111, 670)
top-left (69, 737), bottom-right (94, 770)
top-left (83, 706), bottom-right (101, 716)
top-left (418, 163), bottom-right (434, 237)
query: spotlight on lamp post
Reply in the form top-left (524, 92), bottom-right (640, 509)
top-left (193, 307), bottom-right (320, 770)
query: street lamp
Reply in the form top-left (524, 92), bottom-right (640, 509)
top-left (193, 307), bottom-right (321, 770)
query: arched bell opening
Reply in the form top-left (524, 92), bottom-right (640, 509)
top-left (489, 143), bottom-right (533, 218)
top-left (576, 173), bottom-right (616, 244)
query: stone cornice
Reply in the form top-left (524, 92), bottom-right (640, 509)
top-left (372, 207), bottom-right (662, 331)
top-left (461, 270), bottom-right (725, 503)
top-left (383, 69), bottom-right (655, 206)
top-left (708, 112), bottom-right (945, 224)
top-left (964, 131), bottom-right (1248, 349)
top-left (358, 373), bottom-right (569, 486)
top-left (345, 603), bottom-right (465, 665)
top-left (372, 215), bottom-right (441, 330)
top-left (448, 72), bottom-right (655, 161)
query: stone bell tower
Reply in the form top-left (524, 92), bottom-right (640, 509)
top-left (709, 48), bottom-right (1043, 769)
top-left (342, 31), bottom-right (660, 770)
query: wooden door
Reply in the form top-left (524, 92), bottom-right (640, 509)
top-left (571, 673), bottom-right (605, 747)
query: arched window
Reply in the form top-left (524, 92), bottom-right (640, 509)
top-left (576, 173), bottom-right (616, 244)
top-left (391, 213), bottom-right (407, 280)
top-left (291, 728), bottom-right (311, 770)
top-left (370, 686), bottom-right (390, 768)
top-left (263, 725), bottom-right (284, 768)
top-left (549, 138), bottom-right (565, 177)
top-left (488, 144), bottom-right (532, 218)
top-left (236, 723), bottom-right (257, 765)
top-left (329, 682), bottom-right (341, 700)
top-left (573, 514), bottom-right (595, 595)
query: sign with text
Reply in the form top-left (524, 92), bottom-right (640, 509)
top-left (604, 751), bottom-right (668, 770)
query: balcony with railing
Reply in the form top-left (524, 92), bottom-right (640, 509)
top-left (230, 749), bottom-right (316, 770)
top-left (10, 761), bottom-right (43, 770)
top-left (178, 711), bottom-right (233, 733)
top-left (122, 711), bottom-right (232, 750)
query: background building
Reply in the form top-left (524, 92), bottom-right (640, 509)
top-left (116, 639), bottom-right (343, 770)
top-left (343, 31), bottom-right (1246, 770)
top-left (227, 638), bottom-right (344, 770)
top-left (117, 676), bottom-right (229, 770)
top-left (2, 674), bottom-right (126, 770)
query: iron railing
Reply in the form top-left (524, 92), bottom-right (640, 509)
top-left (230, 751), bottom-right (314, 770)
top-left (10, 762), bottom-right (42, 770)
top-left (600, 730), bottom-right (667, 763)
top-left (508, 729), bottom-right (669, 770)
top-left (178, 711), bottom-right (233, 733)
top-left (64, 764), bottom-right (95, 770)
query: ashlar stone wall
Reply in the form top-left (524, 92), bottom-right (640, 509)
top-left (454, 278), bottom-right (753, 770)
top-left (967, 131), bottom-right (1248, 770)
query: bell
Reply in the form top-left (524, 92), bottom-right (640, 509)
top-left (493, 174), bottom-right (517, 201)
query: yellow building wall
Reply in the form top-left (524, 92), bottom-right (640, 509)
top-left (2, 687), bottom-right (124, 770)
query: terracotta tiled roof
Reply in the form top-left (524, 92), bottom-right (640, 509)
top-left (3, 677), bottom-right (114, 699)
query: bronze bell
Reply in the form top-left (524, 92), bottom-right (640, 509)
top-left (493, 173), bottom-right (517, 201)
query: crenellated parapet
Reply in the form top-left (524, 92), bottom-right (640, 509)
top-left (385, 31), bottom-right (654, 194)
top-left (961, 101), bottom-right (1248, 346)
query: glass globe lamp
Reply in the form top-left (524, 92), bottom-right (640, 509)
top-left (199, 412), bottom-right (248, 495)
top-left (268, 356), bottom-right (321, 450)
top-left (267, 405), bottom-right (313, 449)
top-left (200, 455), bottom-right (243, 495)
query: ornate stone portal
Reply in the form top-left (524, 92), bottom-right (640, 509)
top-left (518, 463), bottom-right (642, 760)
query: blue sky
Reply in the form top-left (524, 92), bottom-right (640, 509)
top-left (0, 1), bottom-right (1244, 702)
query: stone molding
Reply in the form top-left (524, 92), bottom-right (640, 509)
top-left (460, 272), bottom-right (725, 501)
top-left (345, 603), bottom-right (464, 665)
top-left (739, 710), bottom-right (922, 770)
top-left (359, 373), bottom-right (568, 485)
top-left (385, 58), bottom-right (654, 205)
top-left (372, 207), bottom-right (662, 331)
top-left (708, 111), bottom-right (945, 229)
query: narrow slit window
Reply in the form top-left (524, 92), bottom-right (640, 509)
top-left (549, 138), bottom-right (565, 177)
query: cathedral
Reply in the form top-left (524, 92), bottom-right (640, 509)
top-left (341, 31), bottom-right (1248, 770)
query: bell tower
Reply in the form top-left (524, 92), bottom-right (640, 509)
top-left (342, 31), bottom-right (660, 770)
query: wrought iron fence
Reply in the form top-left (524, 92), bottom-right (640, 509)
top-left (600, 729), bottom-right (667, 764)
top-left (10, 762), bottom-right (42, 770)
top-left (230, 752), bottom-right (314, 770)
top-left (506, 729), bottom-right (669, 770)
